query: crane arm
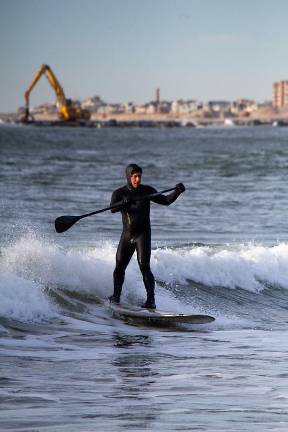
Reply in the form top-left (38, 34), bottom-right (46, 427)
top-left (44, 65), bottom-right (67, 107)
top-left (23, 64), bottom-right (90, 122)
top-left (24, 64), bottom-right (68, 119)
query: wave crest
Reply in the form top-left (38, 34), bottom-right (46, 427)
top-left (2, 235), bottom-right (288, 322)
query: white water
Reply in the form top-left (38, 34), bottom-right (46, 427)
top-left (2, 234), bottom-right (288, 322)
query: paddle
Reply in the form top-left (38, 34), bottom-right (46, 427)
top-left (55, 186), bottom-right (177, 233)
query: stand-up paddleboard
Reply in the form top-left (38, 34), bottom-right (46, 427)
top-left (106, 302), bottom-right (215, 324)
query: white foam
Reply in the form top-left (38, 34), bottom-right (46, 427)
top-left (0, 235), bottom-right (185, 313)
top-left (153, 243), bottom-right (288, 292)
top-left (0, 272), bottom-right (56, 321)
top-left (1, 236), bottom-right (116, 297)
top-left (2, 235), bottom-right (288, 322)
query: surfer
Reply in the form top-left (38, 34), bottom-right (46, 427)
top-left (109, 163), bottom-right (185, 309)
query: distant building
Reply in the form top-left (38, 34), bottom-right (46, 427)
top-left (31, 102), bottom-right (57, 114)
top-left (206, 101), bottom-right (231, 112)
top-left (81, 95), bottom-right (105, 111)
top-left (231, 99), bottom-right (258, 116)
top-left (134, 105), bottom-right (147, 115)
top-left (146, 103), bottom-right (156, 115)
top-left (273, 81), bottom-right (288, 108)
top-left (122, 102), bottom-right (135, 114)
top-left (171, 99), bottom-right (199, 115)
top-left (159, 101), bottom-right (171, 114)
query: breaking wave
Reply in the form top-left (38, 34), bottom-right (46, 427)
top-left (1, 234), bottom-right (288, 323)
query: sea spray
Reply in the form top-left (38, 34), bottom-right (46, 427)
top-left (0, 234), bottom-right (185, 312)
top-left (0, 272), bottom-right (56, 321)
top-left (1, 235), bottom-right (115, 296)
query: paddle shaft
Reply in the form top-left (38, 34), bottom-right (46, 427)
top-left (55, 186), bottom-right (178, 233)
top-left (78, 186), bottom-right (177, 220)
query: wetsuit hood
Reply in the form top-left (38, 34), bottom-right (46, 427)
top-left (126, 163), bottom-right (142, 188)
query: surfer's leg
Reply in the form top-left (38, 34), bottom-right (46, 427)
top-left (136, 234), bottom-right (156, 309)
top-left (111, 234), bottom-right (135, 303)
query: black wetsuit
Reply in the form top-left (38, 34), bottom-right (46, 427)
top-left (110, 173), bottom-right (182, 306)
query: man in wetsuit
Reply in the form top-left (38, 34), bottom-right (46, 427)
top-left (109, 163), bottom-right (185, 309)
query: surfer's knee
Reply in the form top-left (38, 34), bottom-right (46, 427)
top-left (138, 260), bottom-right (148, 272)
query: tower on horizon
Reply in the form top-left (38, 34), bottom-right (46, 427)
top-left (156, 88), bottom-right (160, 112)
top-left (273, 80), bottom-right (288, 108)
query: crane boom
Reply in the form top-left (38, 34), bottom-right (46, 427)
top-left (23, 64), bottom-right (90, 122)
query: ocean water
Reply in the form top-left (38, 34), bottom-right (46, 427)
top-left (1, 124), bottom-right (288, 431)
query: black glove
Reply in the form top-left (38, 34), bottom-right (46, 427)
top-left (176, 183), bottom-right (185, 194)
top-left (121, 197), bottom-right (133, 211)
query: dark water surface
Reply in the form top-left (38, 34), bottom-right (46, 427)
top-left (1, 125), bottom-right (288, 431)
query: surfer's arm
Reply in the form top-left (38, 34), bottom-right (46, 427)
top-left (151, 183), bottom-right (185, 206)
top-left (110, 190), bottom-right (123, 213)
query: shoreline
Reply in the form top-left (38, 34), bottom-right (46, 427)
top-left (1, 112), bottom-right (288, 127)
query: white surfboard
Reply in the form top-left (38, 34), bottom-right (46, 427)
top-left (107, 302), bottom-right (215, 324)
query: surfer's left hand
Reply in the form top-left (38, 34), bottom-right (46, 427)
top-left (176, 183), bottom-right (185, 193)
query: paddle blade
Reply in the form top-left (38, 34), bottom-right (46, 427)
top-left (55, 215), bottom-right (81, 233)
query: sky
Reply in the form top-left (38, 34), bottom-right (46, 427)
top-left (1, 0), bottom-right (288, 112)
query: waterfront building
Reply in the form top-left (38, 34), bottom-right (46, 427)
top-left (81, 96), bottom-right (104, 111)
top-left (134, 105), bottom-right (147, 115)
top-left (273, 80), bottom-right (288, 108)
top-left (171, 99), bottom-right (199, 115)
top-left (206, 101), bottom-right (231, 112)
top-left (231, 99), bottom-right (258, 116)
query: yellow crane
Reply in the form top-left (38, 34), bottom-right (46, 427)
top-left (23, 64), bottom-right (90, 122)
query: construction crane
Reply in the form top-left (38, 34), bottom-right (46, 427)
top-left (23, 64), bottom-right (90, 122)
